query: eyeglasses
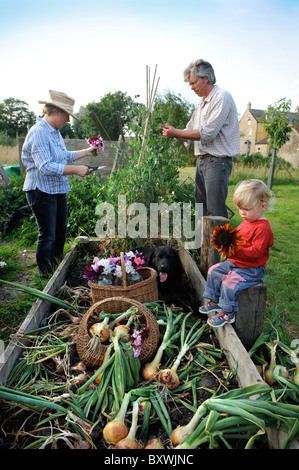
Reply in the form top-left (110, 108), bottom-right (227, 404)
top-left (188, 77), bottom-right (201, 87)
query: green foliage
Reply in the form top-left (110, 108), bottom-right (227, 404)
top-left (0, 131), bottom-right (17, 146)
top-left (80, 91), bottom-right (144, 141)
top-left (66, 173), bottom-right (108, 238)
top-left (234, 153), bottom-right (292, 169)
top-left (0, 97), bottom-right (36, 138)
top-left (0, 174), bottom-right (27, 229)
top-left (259, 98), bottom-right (299, 150)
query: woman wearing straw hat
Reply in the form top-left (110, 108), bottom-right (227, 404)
top-left (22, 90), bottom-right (98, 276)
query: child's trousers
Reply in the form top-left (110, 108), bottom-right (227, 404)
top-left (203, 260), bottom-right (266, 313)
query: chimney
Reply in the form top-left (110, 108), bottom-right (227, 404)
top-left (247, 102), bottom-right (251, 110)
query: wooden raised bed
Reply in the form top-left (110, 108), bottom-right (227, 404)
top-left (0, 234), bottom-right (298, 449)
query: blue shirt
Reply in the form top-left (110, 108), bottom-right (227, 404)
top-left (22, 118), bottom-right (76, 194)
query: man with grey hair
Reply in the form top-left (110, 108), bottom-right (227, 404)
top-left (162, 59), bottom-right (239, 219)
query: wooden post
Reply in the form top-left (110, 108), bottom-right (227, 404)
top-left (200, 215), bottom-right (230, 278)
top-left (200, 215), bottom-right (267, 350)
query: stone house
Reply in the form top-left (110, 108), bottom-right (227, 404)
top-left (239, 102), bottom-right (299, 168)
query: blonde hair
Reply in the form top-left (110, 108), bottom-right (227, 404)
top-left (233, 179), bottom-right (274, 211)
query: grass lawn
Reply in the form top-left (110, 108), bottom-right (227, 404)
top-left (180, 165), bottom-right (299, 340)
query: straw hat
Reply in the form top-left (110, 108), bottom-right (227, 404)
top-left (38, 90), bottom-right (79, 121)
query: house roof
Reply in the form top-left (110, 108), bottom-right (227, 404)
top-left (250, 109), bottom-right (265, 121)
top-left (255, 137), bottom-right (268, 145)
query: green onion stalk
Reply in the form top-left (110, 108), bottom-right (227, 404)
top-left (102, 391), bottom-right (132, 445)
top-left (171, 383), bottom-right (270, 446)
top-left (172, 383), bottom-right (299, 449)
top-left (157, 314), bottom-right (206, 390)
top-left (0, 279), bottom-right (77, 312)
top-left (141, 307), bottom-right (180, 382)
top-left (114, 399), bottom-right (141, 449)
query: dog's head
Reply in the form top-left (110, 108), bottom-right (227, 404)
top-left (149, 246), bottom-right (184, 284)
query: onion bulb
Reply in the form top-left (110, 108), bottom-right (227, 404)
top-left (103, 420), bottom-right (128, 445)
top-left (102, 391), bottom-right (131, 445)
top-left (171, 403), bottom-right (206, 446)
top-left (144, 438), bottom-right (165, 449)
top-left (157, 368), bottom-right (180, 390)
top-left (89, 317), bottom-right (110, 343)
top-left (264, 340), bottom-right (278, 385)
top-left (112, 324), bottom-right (131, 343)
top-left (71, 361), bottom-right (87, 372)
top-left (114, 400), bottom-right (140, 449)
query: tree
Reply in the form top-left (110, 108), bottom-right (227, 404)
top-left (152, 90), bottom-right (195, 130)
top-left (80, 91), bottom-right (143, 141)
top-left (259, 98), bottom-right (299, 189)
top-left (151, 90), bottom-right (196, 164)
top-left (0, 98), bottom-right (36, 137)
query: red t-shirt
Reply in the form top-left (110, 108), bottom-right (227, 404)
top-left (228, 219), bottom-right (274, 268)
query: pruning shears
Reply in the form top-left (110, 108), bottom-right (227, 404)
top-left (87, 165), bottom-right (107, 173)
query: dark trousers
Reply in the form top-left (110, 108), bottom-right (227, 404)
top-left (195, 156), bottom-right (233, 217)
top-left (26, 189), bottom-right (68, 275)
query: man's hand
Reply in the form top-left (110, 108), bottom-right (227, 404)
top-left (161, 124), bottom-right (177, 139)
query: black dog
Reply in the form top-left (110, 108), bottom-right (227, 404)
top-left (141, 245), bottom-right (198, 312)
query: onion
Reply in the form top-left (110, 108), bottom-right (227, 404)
top-left (264, 340), bottom-right (278, 385)
top-left (102, 391), bottom-right (131, 445)
top-left (112, 324), bottom-right (131, 343)
top-left (52, 356), bottom-right (66, 374)
top-left (71, 361), bottom-right (87, 372)
top-left (144, 438), bottom-right (165, 449)
top-left (171, 403), bottom-right (207, 446)
top-left (157, 369), bottom-right (180, 390)
top-left (103, 420), bottom-right (128, 445)
top-left (114, 437), bottom-right (140, 449)
top-left (114, 400), bottom-right (140, 449)
top-left (67, 411), bottom-right (100, 441)
top-left (89, 317), bottom-right (110, 343)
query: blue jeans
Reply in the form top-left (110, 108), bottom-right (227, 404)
top-left (26, 189), bottom-right (68, 275)
top-left (203, 260), bottom-right (266, 313)
top-left (195, 156), bottom-right (233, 217)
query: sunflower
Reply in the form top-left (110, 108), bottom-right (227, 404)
top-left (210, 223), bottom-right (243, 258)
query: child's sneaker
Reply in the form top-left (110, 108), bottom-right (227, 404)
top-left (199, 300), bottom-right (221, 315)
top-left (207, 311), bottom-right (235, 328)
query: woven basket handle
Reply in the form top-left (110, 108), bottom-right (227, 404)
top-left (120, 252), bottom-right (127, 288)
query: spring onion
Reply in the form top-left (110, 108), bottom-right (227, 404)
top-left (102, 391), bottom-right (131, 444)
top-left (157, 314), bottom-right (206, 390)
top-left (114, 400), bottom-right (140, 449)
top-left (142, 307), bottom-right (179, 381)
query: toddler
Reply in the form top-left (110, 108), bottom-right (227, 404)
top-left (199, 179), bottom-right (274, 327)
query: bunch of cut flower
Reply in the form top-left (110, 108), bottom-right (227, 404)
top-left (83, 250), bottom-right (147, 286)
top-left (87, 135), bottom-right (104, 155)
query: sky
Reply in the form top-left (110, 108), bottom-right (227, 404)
top-left (0, 0), bottom-right (298, 121)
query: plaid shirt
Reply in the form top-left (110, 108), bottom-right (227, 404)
top-left (22, 118), bottom-right (75, 194)
top-left (185, 85), bottom-right (240, 157)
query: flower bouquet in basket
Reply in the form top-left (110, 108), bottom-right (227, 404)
top-left (83, 250), bottom-right (147, 286)
top-left (87, 135), bottom-right (104, 155)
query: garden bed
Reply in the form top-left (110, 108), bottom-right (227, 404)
top-left (0, 237), bottom-right (298, 450)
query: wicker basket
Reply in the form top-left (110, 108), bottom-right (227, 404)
top-left (88, 252), bottom-right (158, 311)
top-left (76, 296), bottom-right (160, 368)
